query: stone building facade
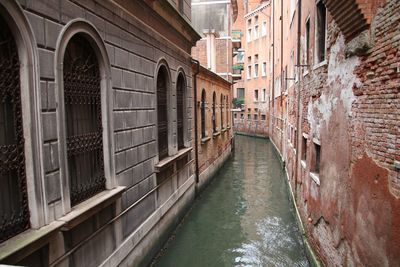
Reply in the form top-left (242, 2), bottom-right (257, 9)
top-left (269, 0), bottom-right (400, 266)
top-left (0, 0), bottom-right (204, 266)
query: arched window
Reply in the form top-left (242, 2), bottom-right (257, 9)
top-left (63, 34), bottom-right (105, 206)
top-left (157, 66), bottom-right (169, 160)
top-left (212, 92), bottom-right (216, 133)
top-left (177, 73), bottom-right (185, 149)
top-left (201, 89), bottom-right (206, 138)
top-left (226, 96), bottom-right (229, 126)
top-left (0, 15), bottom-right (29, 241)
top-left (220, 94), bottom-right (224, 129)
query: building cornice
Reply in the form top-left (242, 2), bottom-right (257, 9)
top-left (244, 2), bottom-right (271, 19)
top-left (113, 0), bottom-right (201, 53)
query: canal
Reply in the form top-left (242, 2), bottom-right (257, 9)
top-left (153, 135), bottom-right (310, 267)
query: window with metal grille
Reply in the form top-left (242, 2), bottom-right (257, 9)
top-left (201, 89), bottom-right (206, 138)
top-left (178, 0), bottom-right (184, 14)
top-left (157, 67), bottom-right (169, 160)
top-left (220, 94), bottom-right (223, 129)
top-left (212, 92), bottom-right (216, 133)
top-left (177, 73), bottom-right (185, 149)
top-left (226, 96), bottom-right (229, 126)
top-left (0, 16), bottom-right (30, 242)
top-left (63, 34), bottom-right (105, 206)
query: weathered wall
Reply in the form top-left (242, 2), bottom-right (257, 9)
top-left (194, 66), bottom-right (233, 175)
top-left (275, 0), bottom-right (400, 266)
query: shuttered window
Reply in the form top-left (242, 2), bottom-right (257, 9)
top-left (177, 74), bottom-right (185, 149)
top-left (0, 16), bottom-right (30, 242)
top-left (63, 34), bottom-right (105, 206)
top-left (157, 67), bottom-right (168, 160)
top-left (201, 89), bottom-right (206, 138)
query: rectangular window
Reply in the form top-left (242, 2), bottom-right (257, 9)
top-left (261, 114), bottom-right (266, 120)
top-left (247, 28), bottom-right (252, 42)
top-left (247, 65), bottom-right (252, 79)
top-left (261, 21), bottom-right (267, 36)
top-left (237, 88), bottom-right (245, 99)
top-left (240, 113), bottom-right (244, 119)
top-left (254, 25), bottom-right (259, 39)
top-left (254, 114), bottom-right (258, 120)
top-left (262, 62), bottom-right (267, 76)
top-left (254, 89), bottom-right (259, 102)
top-left (262, 89), bottom-right (266, 102)
top-left (314, 143), bottom-right (321, 173)
top-left (316, 1), bottom-right (326, 63)
top-left (254, 63), bottom-right (258, 77)
top-left (305, 18), bottom-right (310, 66)
top-left (247, 114), bottom-right (251, 120)
top-left (234, 113), bottom-right (237, 118)
top-left (248, 108), bottom-right (251, 113)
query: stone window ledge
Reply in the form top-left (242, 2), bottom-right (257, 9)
top-left (201, 136), bottom-right (211, 144)
top-left (227, 125), bottom-right (231, 129)
top-left (60, 186), bottom-right (126, 230)
top-left (301, 160), bottom-right (306, 169)
top-left (213, 131), bottom-right (221, 138)
top-left (312, 59), bottom-right (327, 71)
top-left (221, 128), bottom-right (227, 133)
top-left (155, 147), bottom-right (192, 171)
top-left (310, 172), bottom-right (320, 186)
top-left (0, 220), bottom-right (65, 262)
top-left (0, 186), bottom-right (126, 261)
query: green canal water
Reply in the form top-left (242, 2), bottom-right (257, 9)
top-left (153, 135), bottom-right (309, 267)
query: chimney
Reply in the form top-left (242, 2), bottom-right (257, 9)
top-left (203, 29), bottom-right (219, 72)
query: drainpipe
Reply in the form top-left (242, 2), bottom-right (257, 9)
top-left (192, 59), bottom-right (200, 184)
top-left (280, 0), bottom-right (284, 158)
top-left (294, 0), bottom-right (302, 200)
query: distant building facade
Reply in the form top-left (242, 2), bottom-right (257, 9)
top-left (0, 0), bottom-right (201, 266)
top-left (232, 0), bottom-right (270, 137)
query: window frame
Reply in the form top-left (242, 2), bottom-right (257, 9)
top-left (314, 0), bottom-right (327, 65)
top-left (55, 20), bottom-right (116, 214)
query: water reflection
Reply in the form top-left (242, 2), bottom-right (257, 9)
top-left (154, 135), bottom-right (309, 267)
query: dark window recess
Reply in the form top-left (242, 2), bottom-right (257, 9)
top-left (157, 67), bottom-right (169, 160)
top-left (178, 0), bottom-right (184, 14)
top-left (0, 16), bottom-right (30, 242)
top-left (305, 19), bottom-right (310, 65)
top-left (201, 89), bottom-right (206, 138)
top-left (64, 34), bottom-right (105, 206)
top-left (177, 74), bottom-right (185, 149)
top-left (212, 92), bottom-right (216, 133)
top-left (316, 1), bottom-right (326, 63)
top-left (315, 143), bottom-right (321, 173)
top-left (302, 137), bottom-right (307, 161)
top-left (220, 94), bottom-right (224, 129)
top-left (226, 97), bottom-right (229, 125)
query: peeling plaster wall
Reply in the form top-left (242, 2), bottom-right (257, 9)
top-left (277, 0), bottom-right (400, 266)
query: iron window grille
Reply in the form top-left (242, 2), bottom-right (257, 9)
top-left (220, 95), bottom-right (223, 129)
top-left (212, 92), bottom-right (216, 133)
top-left (177, 74), bottom-right (185, 149)
top-left (201, 89), bottom-right (206, 138)
top-left (157, 67), bottom-right (169, 160)
top-left (63, 34), bottom-right (105, 206)
top-left (0, 16), bottom-right (30, 242)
